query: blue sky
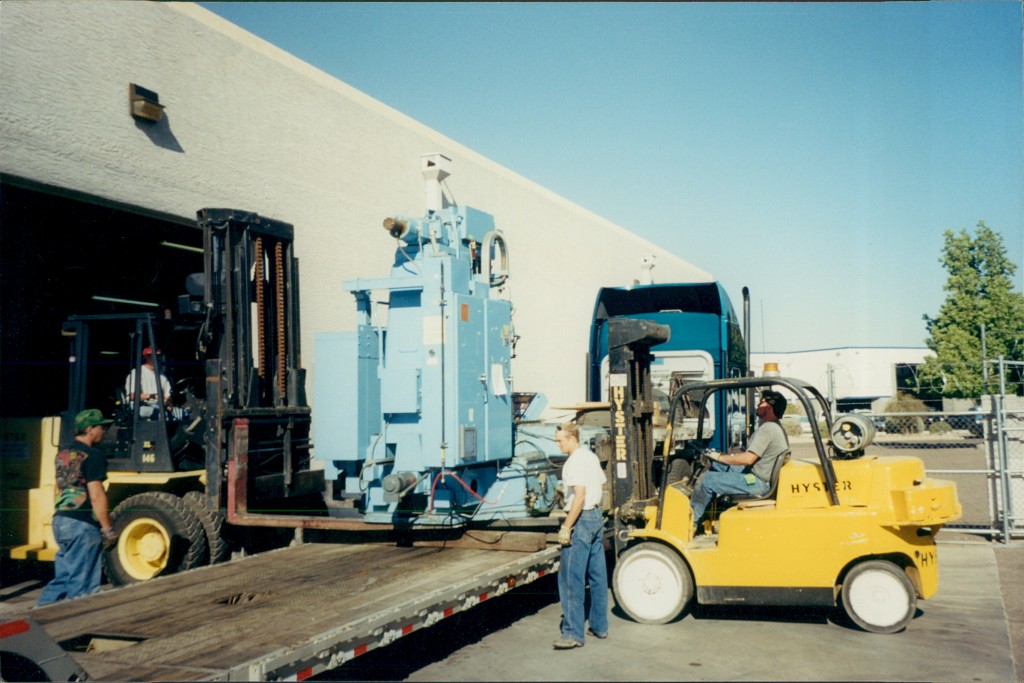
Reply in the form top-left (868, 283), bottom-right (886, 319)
top-left (201, 2), bottom-right (1023, 353)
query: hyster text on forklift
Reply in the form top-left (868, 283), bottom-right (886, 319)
top-left (602, 328), bottom-right (963, 635)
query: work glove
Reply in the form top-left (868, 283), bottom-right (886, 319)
top-left (699, 449), bottom-right (722, 467)
top-left (101, 526), bottom-right (119, 551)
top-left (558, 524), bottom-right (573, 546)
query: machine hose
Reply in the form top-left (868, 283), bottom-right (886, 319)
top-left (428, 469), bottom-right (500, 513)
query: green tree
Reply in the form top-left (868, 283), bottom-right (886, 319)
top-left (920, 222), bottom-right (1024, 398)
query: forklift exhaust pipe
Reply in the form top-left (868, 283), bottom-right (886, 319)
top-left (743, 287), bottom-right (754, 439)
top-left (742, 286), bottom-right (751, 376)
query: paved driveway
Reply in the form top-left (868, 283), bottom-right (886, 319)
top-left (405, 540), bottom-right (1016, 682)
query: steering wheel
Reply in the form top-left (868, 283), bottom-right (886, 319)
top-left (693, 448), bottom-right (706, 468)
top-left (171, 376), bottom-right (195, 402)
top-left (691, 445), bottom-right (719, 480)
top-left (669, 441), bottom-right (711, 494)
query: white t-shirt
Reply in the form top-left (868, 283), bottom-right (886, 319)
top-left (125, 365), bottom-right (171, 403)
top-left (561, 446), bottom-right (606, 511)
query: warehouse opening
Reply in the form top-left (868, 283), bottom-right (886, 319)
top-left (0, 182), bottom-right (202, 418)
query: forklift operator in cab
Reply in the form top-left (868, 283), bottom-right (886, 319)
top-left (689, 390), bottom-right (790, 529)
top-left (125, 346), bottom-right (171, 419)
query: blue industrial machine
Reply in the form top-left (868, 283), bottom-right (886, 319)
top-left (315, 156), bottom-right (560, 526)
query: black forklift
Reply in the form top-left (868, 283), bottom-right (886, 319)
top-left (52, 209), bottom-right (315, 584)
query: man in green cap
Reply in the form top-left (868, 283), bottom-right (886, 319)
top-left (37, 409), bottom-right (119, 605)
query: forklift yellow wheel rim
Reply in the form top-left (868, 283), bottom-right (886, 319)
top-left (118, 517), bottom-right (171, 581)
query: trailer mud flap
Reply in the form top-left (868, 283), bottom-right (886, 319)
top-left (1, 616), bottom-right (90, 681)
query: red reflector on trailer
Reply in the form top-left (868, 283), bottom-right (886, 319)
top-left (0, 620), bottom-right (30, 639)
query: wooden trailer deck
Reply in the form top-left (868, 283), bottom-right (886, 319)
top-left (15, 540), bottom-right (561, 681)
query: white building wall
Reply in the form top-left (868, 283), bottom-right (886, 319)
top-left (751, 347), bottom-right (931, 401)
top-left (0, 1), bottom-right (711, 409)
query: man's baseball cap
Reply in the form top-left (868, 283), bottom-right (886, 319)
top-left (143, 347), bottom-right (162, 356)
top-left (75, 408), bottom-right (113, 431)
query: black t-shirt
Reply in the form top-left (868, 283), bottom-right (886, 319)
top-left (53, 440), bottom-right (108, 526)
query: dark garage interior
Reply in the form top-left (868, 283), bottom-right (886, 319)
top-left (0, 182), bottom-right (203, 418)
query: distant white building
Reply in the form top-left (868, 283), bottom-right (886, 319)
top-left (751, 347), bottom-right (932, 410)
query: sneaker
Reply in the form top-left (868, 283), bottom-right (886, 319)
top-left (553, 638), bottom-right (584, 650)
top-left (587, 628), bottom-right (608, 639)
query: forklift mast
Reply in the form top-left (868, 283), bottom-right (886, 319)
top-left (198, 209), bottom-right (305, 410)
top-left (606, 318), bottom-right (670, 552)
top-left (195, 209), bottom-right (312, 513)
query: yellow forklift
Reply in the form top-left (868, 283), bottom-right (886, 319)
top-left (1, 209), bottom-right (315, 585)
top-left (608, 363), bottom-right (962, 634)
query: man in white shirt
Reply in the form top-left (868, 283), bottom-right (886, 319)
top-left (553, 422), bottom-right (609, 649)
top-left (125, 346), bottom-right (171, 419)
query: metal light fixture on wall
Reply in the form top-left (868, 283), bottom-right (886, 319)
top-left (129, 83), bottom-right (164, 122)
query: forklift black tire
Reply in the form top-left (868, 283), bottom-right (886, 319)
top-left (183, 491), bottom-right (233, 565)
top-left (839, 560), bottom-right (917, 634)
top-left (613, 542), bottom-right (693, 624)
top-left (104, 492), bottom-right (208, 585)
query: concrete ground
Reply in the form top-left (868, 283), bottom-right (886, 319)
top-left (386, 434), bottom-right (1024, 683)
top-left (401, 536), bottom-right (1023, 683)
top-left (997, 542), bottom-right (1024, 683)
top-left (316, 533), bottom-right (1022, 682)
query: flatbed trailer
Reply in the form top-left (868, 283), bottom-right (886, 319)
top-left (7, 539), bottom-right (561, 681)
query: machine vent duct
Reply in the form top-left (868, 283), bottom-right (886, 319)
top-left (421, 153), bottom-right (452, 213)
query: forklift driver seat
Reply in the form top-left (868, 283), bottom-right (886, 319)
top-left (728, 450), bottom-right (791, 510)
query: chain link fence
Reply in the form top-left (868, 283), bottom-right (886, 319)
top-left (857, 360), bottom-right (1024, 542)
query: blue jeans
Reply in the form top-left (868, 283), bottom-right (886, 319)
top-left (37, 515), bottom-right (103, 606)
top-left (690, 462), bottom-right (769, 523)
top-left (558, 508), bottom-right (609, 643)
